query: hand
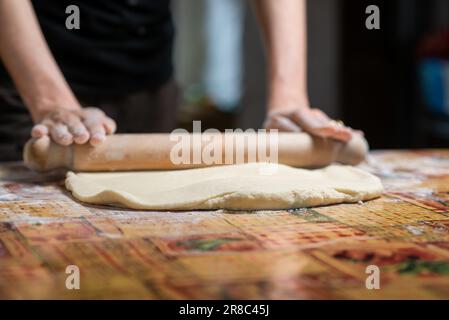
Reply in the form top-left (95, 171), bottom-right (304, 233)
top-left (263, 107), bottom-right (361, 142)
top-left (31, 107), bottom-right (116, 146)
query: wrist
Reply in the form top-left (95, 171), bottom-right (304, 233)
top-left (267, 75), bottom-right (309, 113)
top-left (267, 89), bottom-right (310, 114)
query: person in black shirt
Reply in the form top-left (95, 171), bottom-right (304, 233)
top-left (0, 0), bottom-right (358, 161)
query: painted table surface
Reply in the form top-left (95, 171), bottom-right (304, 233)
top-left (1, 150), bottom-right (449, 299)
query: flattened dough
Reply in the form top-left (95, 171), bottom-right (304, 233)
top-left (65, 163), bottom-right (383, 210)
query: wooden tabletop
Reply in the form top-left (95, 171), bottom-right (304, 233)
top-left (1, 150), bottom-right (449, 299)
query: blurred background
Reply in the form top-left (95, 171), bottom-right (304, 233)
top-left (172, 0), bottom-right (449, 149)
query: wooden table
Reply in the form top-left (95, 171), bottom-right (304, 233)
top-left (1, 150), bottom-right (449, 299)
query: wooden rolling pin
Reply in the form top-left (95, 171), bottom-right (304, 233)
top-left (23, 132), bottom-right (368, 172)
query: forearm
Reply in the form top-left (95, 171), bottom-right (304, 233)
top-left (252, 0), bottom-right (309, 111)
top-left (0, 0), bottom-right (80, 122)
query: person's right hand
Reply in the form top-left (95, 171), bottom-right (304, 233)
top-left (31, 107), bottom-right (116, 146)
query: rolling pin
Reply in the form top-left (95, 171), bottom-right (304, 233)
top-left (23, 132), bottom-right (368, 172)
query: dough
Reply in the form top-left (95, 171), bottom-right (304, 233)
top-left (65, 163), bottom-right (383, 211)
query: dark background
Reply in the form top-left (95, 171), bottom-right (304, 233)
top-left (341, 0), bottom-right (447, 149)
top-left (174, 0), bottom-right (449, 150)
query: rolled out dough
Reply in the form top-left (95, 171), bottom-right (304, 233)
top-left (65, 163), bottom-right (383, 211)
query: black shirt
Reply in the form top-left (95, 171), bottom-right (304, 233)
top-left (0, 0), bottom-right (174, 96)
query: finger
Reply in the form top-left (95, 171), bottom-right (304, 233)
top-left (310, 109), bottom-right (330, 123)
top-left (65, 115), bottom-right (90, 144)
top-left (90, 128), bottom-right (106, 146)
top-left (103, 117), bottom-right (117, 135)
top-left (290, 109), bottom-right (323, 131)
top-left (31, 124), bottom-right (49, 138)
top-left (84, 107), bottom-right (116, 135)
top-left (83, 118), bottom-right (106, 146)
top-left (82, 108), bottom-right (109, 145)
top-left (83, 107), bottom-right (105, 119)
top-left (50, 123), bottom-right (73, 146)
top-left (315, 125), bottom-right (353, 142)
top-left (264, 115), bottom-right (302, 132)
top-left (291, 109), bottom-right (353, 141)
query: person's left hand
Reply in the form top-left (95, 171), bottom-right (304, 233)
top-left (264, 107), bottom-right (362, 142)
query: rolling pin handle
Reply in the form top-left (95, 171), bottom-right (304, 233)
top-left (335, 133), bottom-right (369, 166)
top-left (23, 136), bottom-right (72, 172)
